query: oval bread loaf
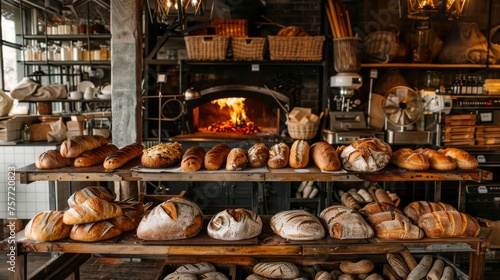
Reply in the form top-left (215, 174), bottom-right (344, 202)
top-left (247, 143), bottom-right (270, 168)
top-left (426, 258), bottom-right (445, 280)
top-left (267, 143), bottom-right (289, 169)
top-left (270, 209), bottom-right (325, 240)
top-left (60, 135), bottom-right (108, 158)
top-left (67, 186), bottom-right (115, 207)
top-left (25, 211), bottom-right (71, 241)
top-left (415, 148), bottom-right (457, 171)
top-left (74, 144), bottom-right (119, 167)
top-left (253, 262), bottom-right (300, 279)
top-left (386, 253), bottom-right (410, 279)
top-left (204, 144), bottom-right (231, 170)
top-left (69, 220), bottom-right (122, 242)
top-left (418, 210), bottom-right (480, 238)
top-left (340, 259), bottom-right (374, 274)
top-left (208, 208), bottom-right (262, 240)
top-left (403, 201), bottom-right (457, 224)
top-left (163, 272), bottom-right (197, 280)
top-left (198, 271), bottom-right (229, 280)
top-left (181, 146), bottom-right (206, 172)
top-left (226, 148), bottom-right (248, 171)
top-left (63, 196), bottom-right (123, 225)
top-left (438, 148), bottom-right (478, 170)
top-left (310, 141), bottom-right (341, 171)
top-left (289, 140), bottom-right (310, 168)
top-left (36, 149), bottom-right (72, 169)
top-left (175, 262), bottom-right (216, 275)
top-left (103, 143), bottom-right (144, 170)
top-left (390, 148), bottom-right (430, 171)
top-left (141, 142), bottom-right (183, 168)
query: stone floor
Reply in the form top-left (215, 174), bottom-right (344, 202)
top-left (0, 253), bottom-right (166, 280)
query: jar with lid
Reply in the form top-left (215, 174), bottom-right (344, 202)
top-left (100, 45), bottom-right (108, 60)
top-left (410, 21), bottom-right (433, 63)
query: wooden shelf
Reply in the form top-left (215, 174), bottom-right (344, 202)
top-left (21, 34), bottom-right (111, 40)
top-left (361, 63), bottom-right (488, 69)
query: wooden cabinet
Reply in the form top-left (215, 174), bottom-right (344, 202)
top-left (5, 164), bottom-right (493, 279)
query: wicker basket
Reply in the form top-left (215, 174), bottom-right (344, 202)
top-left (211, 19), bottom-right (248, 37)
top-left (268, 36), bottom-right (325, 61)
top-left (232, 37), bottom-right (266, 61)
top-left (184, 35), bottom-right (230, 60)
top-left (287, 121), bottom-right (320, 140)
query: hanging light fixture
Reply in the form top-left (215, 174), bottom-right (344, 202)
top-left (399, 0), bottom-right (468, 20)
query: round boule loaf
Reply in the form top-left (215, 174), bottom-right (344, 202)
top-left (247, 143), bottom-right (270, 168)
top-left (253, 262), bottom-right (300, 279)
top-left (340, 138), bottom-right (392, 172)
top-left (267, 143), bottom-right (290, 169)
top-left (207, 208), bottom-right (262, 240)
top-left (175, 262), bottom-right (216, 275)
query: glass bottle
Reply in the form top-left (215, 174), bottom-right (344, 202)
top-left (79, 19), bottom-right (87, 34)
top-left (23, 124), bottom-right (30, 143)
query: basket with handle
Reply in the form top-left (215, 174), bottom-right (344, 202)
top-left (232, 37), bottom-right (266, 61)
top-left (184, 35), bottom-right (230, 60)
top-left (287, 120), bottom-right (320, 140)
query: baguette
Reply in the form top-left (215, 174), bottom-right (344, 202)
top-left (103, 143), bottom-right (144, 170)
top-left (74, 144), bottom-right (118, 167)
top-left (399, 249), bottom-right (418, 271)
top-left (60, 135), bottom-right (108, 158)
top-left (204, 144), bottom-right (231, 170)
top-left (310, 141), bottom-right (341, 171)
top-left (181, 146), bottom-right (206, 172)
top-left (35, 149), bottom-right (72, 169)
top-left (440, 266), bottom-right (455, 280)
top-left (438, 148), bottom-right (478, 170)
top-left (67, 186), bottom-right (115, 207)
top-left (386, 253), bottom-right (410, 279)
top-left (69, 220), bottom-right (122, 242)
top-left (63, 197), bottom-right (122, 225)
top-left (25, 211), bottom-right (71, 241)
top-left (289, 140), bottom-right (310, 168)
top-left (407, 255), bottom-right (433, 280)
top-left (247, 143), bottom-right (270, 168)
top-left (426, 258), bottom-right (445, 280)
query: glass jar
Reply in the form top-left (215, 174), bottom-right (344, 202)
top-left (100, 45), bottom-right (108, 60)
top-left (82, 48), bottom-right (90, 61)
top-left (94, 19), bottom-right (104, 34)
top-left (79, 19), bottom-right (87, 34)
top-left (106, 46), bottom-right (111, 60)
top-left (410, 21), bottom-right (433, 63)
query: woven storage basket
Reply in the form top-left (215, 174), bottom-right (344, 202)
top-left (287, 121), bottom-right (320, 140)
top-left (268, 36), bottom-right (325, 61)
top-left (184, 35), bottom-right (230, 60)
top-left (232, 37), bottom-right (266, 61)
top-left (211, 19), bottom-right (248, 37)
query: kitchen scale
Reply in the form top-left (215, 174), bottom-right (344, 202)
top-left (323, 73), bottom-right (380, 144)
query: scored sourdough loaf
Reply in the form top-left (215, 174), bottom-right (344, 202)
top-left (253, 262), bottom-right (300, 279)
top-left (403, 201), bottom-right (457, 224)
top-left (226, 147), bottom-right (248, 171)
top-left (24, 211), bottom-right (71, 241)
top-left (63, 196), bottom-right (122, 225)
top-left (289, 139), bottom-right (310, 168)
top-left (103, 143), bottom-right (144, 170)
top-left (204, 143), bottom-right (231, 170)
top-left (136, 197), bottom-right (203, 240)
top-left (340, 259), bottom-right (375, 274)
top-left (310, 141), bottom-right (341, 171)
top-left (340, 138), bottom-right (392, 172)
top-left (74, 144), bottom-right (118, 167)
top-left (270, 209), bottom-right (325, 240)
top-left (69, 220), bottom-right (123, 242)
top-left (35, 149), bottom-right (72, 169)
top-left (175, 262), bottom-right (216, 275)
top-left (247, 143), bottom-right (269, 168)
top-left (375, 220), bottom-right (424, 240)
top-left (359, 202), bottom-right (403, 217)
top-left (141, 142), bottom-right (183, 168)
top-left (67, 186), bottom-right (116, 207)
top-left (319, 205), bottom-right (374, 239)
top-left (418, 210), bottom-right (480, 237)
top-left (415, 148), bottom-right (457, 171)
top-left (438, 147), bottom-right (478, 170)
top-left (267, 142), bottom-right (290, 169)
top-left (108, 210), bottom-right (142, 232)
top-left (181, 146), bottom-right (206, 172)
top-left (198, 271), bottom-right (229, 280)
top-left (207, 208), bottom-right (262, 240)
top-left (365, 210), bottom-right (412, 228)
top-left (390, 148), bottom-right (430, 171)
top-left (60, 135), bottom-right (108, 158)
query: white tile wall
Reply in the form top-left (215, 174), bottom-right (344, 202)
top-left (0, 145), bottom-right (57, 219)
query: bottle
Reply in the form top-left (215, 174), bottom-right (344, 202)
top-left (466, 76), bottom-right (473, 95)
top-left (452, 75), bottom-right (460, 95)
top-left (471, 76), bottom-right (478, 95)
top-left (458, 75), bottom-right (464, 94)
top-left (23, 124), bottom-right (30, 143)
top-left (477, 76), bottom-right (484, 95)
top-left (411, 21), bottom-right (432, 63)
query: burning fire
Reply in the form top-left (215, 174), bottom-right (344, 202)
top-left (207, 98), bottom-right (261, 134)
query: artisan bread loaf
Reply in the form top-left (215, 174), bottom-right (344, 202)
top-left (204, 144), bottom-right (231, 170)
top-left (35, 149), bottom-right (72, 169)
top-left (117, 200), bottom-right (150, 214)
top-left (438, 148), bottom-right (478, 170)
top-left (109, 210), bottom-right (141, 232)
top-left (63, 197), bottom-right (122, 225)
top-left (270, 209), bottom-right (325, 240)
top-left (374, 220), bottom-right (424, 240)
top-left (163, 272), bottom-right (197, 280)
top-left (340, 138), bottom-right (392, 172)
top-left (320, 205), bottom-right (374, 239)
top-left (208, 208), bottom-right (262, 240)
top-left (136, 197), bottom-right (203, 240)
top-left (226, 148), bottom-right (248, 171)
top-left (359, 202), bottom-right (403, 217)
top-left (403, 201), bottom-right (457, 224)
top-left (25, 211), bottom-right (71, 241)
top-left (198, 272), bottom-right (229, 280)
top-left (69, 220), bottom-right (122, 241)
top-left (289, 140), bottom-right (310, 168)
top-left (253, 262), bottom-right (300, 279)
top-left (247, 143), bottom-right (269, 168)
top-left (181, 146), bottom-right (206, 172)
top-left (310, 141), bottom-right (341, 171)
top-left (374, 188), bottom-right (394, 205)
top-left (267, 142), bottom-right (289, 169)
top-left (175, 262), bottom-right (216, 275)
top-left (74, 144), bottom-right (118, 167)
top-left (67, 186), bottom-right (115, 207)
top-left (406, 255), bottom-right (433, 280)
top-left (340, 259), bottom-right (375, 274)
top-left (415, 148), bottom-right (457, 171)
top-left (103, 143), bottom-right (144, 170)
top-left (390, 148), bottom-right (430, 171)
top-left (60, 135), bottom-right (108, 158)
top-left (340, 192), bottom-right (361, 210)
top-left (418, 210), bottom-right (480, 238)
top-left (141, 142), bottom-right (183, 168)
top-left (365, 210), bottom-right (411, 228)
